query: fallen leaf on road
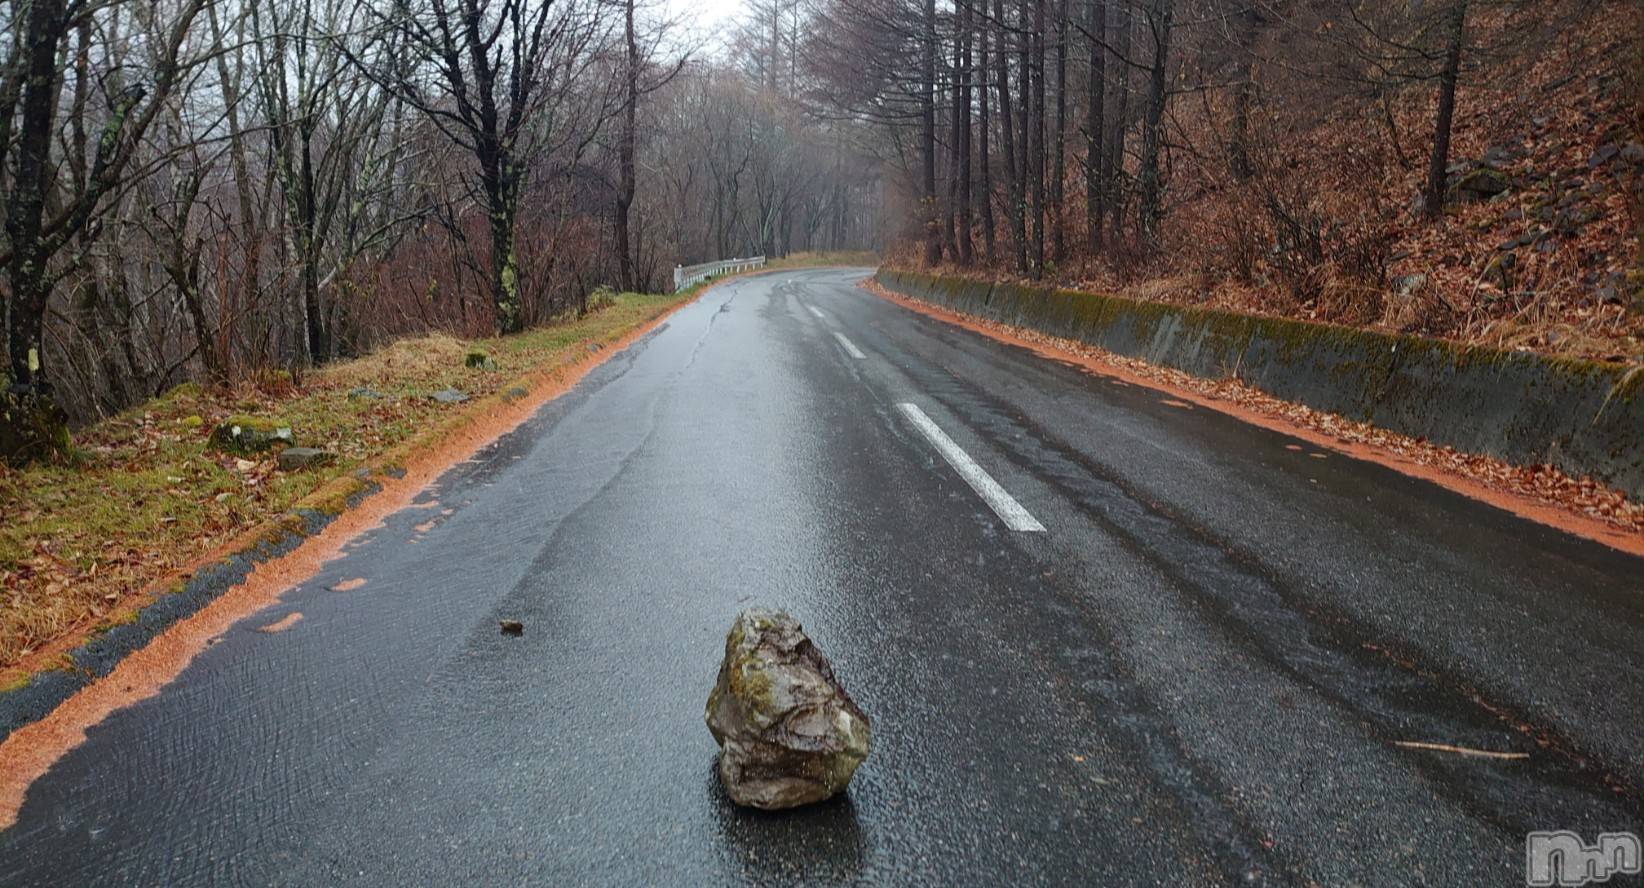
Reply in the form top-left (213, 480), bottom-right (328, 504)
top-left (256, 612), bottom-right (303, 634)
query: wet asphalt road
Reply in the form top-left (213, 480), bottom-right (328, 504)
top-left (4, 267), bottom-right (1643, 886)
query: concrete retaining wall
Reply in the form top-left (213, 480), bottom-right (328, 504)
top-left (876, 268), bottom-right (1644, 500)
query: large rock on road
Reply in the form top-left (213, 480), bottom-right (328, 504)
top-left (705, 609), bottom-right (871, 809)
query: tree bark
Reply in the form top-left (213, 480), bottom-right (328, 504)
top-left (1085, 0), bottom-right (1106, 253)
top-left (1423, 0), bottom-right (1467, 221)
top-left (4, 0), bottom-right (68, 390)
top-left (300, 131), bottom-right (328, 362)
top-left (3, 0), bottom-right (197, 400)
top-left (207, 2), bottom-right (259, 380)
top-left (482, 146), bottom-right (523, 332)
top-left (1028, 0), bottom-right (1046, 277)
top-left (922, 0), bottom-right (942, 266)
top-left (979, 23), bottom-right (997, 263)
top-left (1106, 0), bottom-right (1131, 243)
top-left (956, 0), bottom-right (975, 265)
top-left (616, 0), bottom-right (639, 289)
top-left (1137, 0), bottom-right (1171, 246)
top-left (1050, 0), bottom-right (1068, 261)
top-left (995, 0), bottom-right (1027, 272)
top-left (1226, 4), bottom-right (1262, 181)
top-left (943, 42), bottom-right (959, 260)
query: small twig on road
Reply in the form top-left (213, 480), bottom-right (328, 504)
top-left (1393, 740), bottom-right (1529, 760)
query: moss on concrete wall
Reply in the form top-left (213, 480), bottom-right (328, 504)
top-left (877, 269), bottom-right (1644, 499)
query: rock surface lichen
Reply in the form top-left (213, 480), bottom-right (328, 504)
top-left (705, 608), bottom-right (870, 810)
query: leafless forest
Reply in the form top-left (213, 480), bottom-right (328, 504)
top-left (0, 0), bottom-right (881, 437)
top-left (2, 0), bottom-right (1640, 451)
top-left (802, 0), bottom-right (1637, 352)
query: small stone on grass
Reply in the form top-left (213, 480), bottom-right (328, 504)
top-left (210, 416), bottom-right (293, 454)
top-left (278, 447), bottom-right (334, 471)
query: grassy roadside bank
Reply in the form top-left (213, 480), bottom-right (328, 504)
top-left (0, 289), bottom-right (698, 683)
top-left (760, 250), bottom-right (878, 269)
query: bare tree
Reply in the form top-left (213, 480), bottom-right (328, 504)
top-left (1423, 0), bottom-right (1468, 220)
top-left (357, 0), bottom-right (611, 332)
top-left (1135, 0), bottom-right (1170, 246)
top-left (615, 0), bottom-right (641, 288)
top-left (2, 0), bottom-right (211, 455)
top-left (922, 0), bottom-right (941, 265)
top-left (1084, 0), bottom-right (1105, 252)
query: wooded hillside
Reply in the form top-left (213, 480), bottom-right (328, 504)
top-left (795, 0), bottom-right (1642, 359)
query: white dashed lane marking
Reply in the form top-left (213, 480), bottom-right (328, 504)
top-left (896, 403), bottom-right (1046, 533)
top-left (833, 332), bottom-right (867, 360)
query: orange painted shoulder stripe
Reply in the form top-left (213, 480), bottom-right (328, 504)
top-left (0, 279), bottom-right (728, 830)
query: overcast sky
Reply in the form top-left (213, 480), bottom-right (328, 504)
top-left (665, 0), bottom-right (747, 56)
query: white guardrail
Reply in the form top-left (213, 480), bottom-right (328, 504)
top-left (673, 256), bottom-right (766, 292)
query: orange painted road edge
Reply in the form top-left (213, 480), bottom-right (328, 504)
top-left (0, 277), bottom-right (733, 830)
top-left (865, 281), bottom-right (1644, 559)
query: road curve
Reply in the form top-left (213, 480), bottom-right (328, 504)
top-left (2, 267), bottom-right (1641, 885)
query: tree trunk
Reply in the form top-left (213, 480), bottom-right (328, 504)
top-left (1050, 0), bottom-right (1068, 261)
top-left (1423, 0), bottom-right (1467, 221)
top-left (1085, 0), bottom-right (1106, 253)
top-left (1032, 0), bottom-right (1045, 276)
top-left (996, 0), bottom-right (1027, 272)
top-left (616, 0), bottom-right (639, 288)
top-left (1226, 5), bottom-right (1261, 181)
top-left (922, 0), bottom-right (942, 266)
top-left (1137, 0), bottom-right (1171, 246)
top-left (490, 206), bottom-right (521, 332)
top-left (3, 0), bottom-right (66, 391)
top-left (207, 2), bottom-right (259, 380)
top-left (483, 148), bottom-right (523, 333)
top-left (1106, 0), bottom-right (1131, 243)
top-left (1017, 0), bottom-right (1034, 272)
top-left (979, 23), bottom-right (997, 263)
top-left (300, 131), bottom-right (328, 362)
top-left (956, 0), bottom-right (975, 265)
top-left (943, 46), bottom-right (959, 260)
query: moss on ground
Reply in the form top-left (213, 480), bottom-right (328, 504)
top-left (209, 414), bottom-right (294, 455)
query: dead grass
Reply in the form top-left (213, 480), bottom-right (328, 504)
top-left (766, 250), bottom-right (880, 269)
top-left (0, 290), bottom-right (688, 674)
top-left (324, 333), bottom-right (472, 388)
